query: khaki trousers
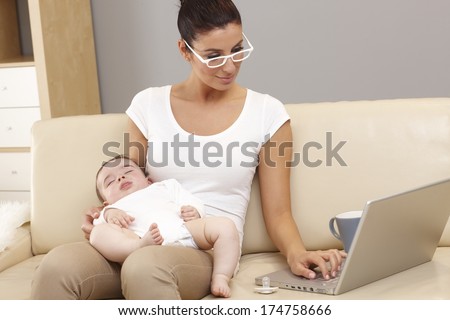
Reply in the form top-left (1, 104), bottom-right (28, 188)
top-left (31, 241), bottom-right (213, 299)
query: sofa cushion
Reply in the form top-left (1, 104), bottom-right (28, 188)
top-left (242, 98), bottom-right (450, 254)
top-left (31, 98), bottom-right (450, 257)
top-left (0, 255), bottom-right (44, 299)
top-left (31, 114), bottom-right (128, 255)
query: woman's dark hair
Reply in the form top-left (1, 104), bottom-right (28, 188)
top-left (178, 0), bottom-right (242, 45)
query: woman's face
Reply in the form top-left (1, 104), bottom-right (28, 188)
top-left (185, 23), bottom-right (245, 91)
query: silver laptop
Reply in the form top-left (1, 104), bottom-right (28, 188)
top-left (255, 178), bottom-right (450, 295)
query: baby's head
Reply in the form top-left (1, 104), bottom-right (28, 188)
top-left (96, 155), bottom-right (151, 205)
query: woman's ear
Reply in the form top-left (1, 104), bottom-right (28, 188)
top-left (147, 177), bottom-right (153, 185)
top-left (103, 201), bottom-right (109, 206)
top-left (178, 39), bottom-right (191, 62)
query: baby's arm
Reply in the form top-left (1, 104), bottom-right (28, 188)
top-left (180, 205), bottom-right (202, 222)
top-left (104, 208), bottom-right (135, 228)
top-left (166, 178), bottom-right (205, 221)
top-left (178, 188), bottom-right (205, 221)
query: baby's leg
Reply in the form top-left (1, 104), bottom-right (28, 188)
top-left (90, 223), bottom-right (163, 263)
top-left (185, 217), bottom-right (240, 298)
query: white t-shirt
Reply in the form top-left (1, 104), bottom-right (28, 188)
top-left (126, 85), bottom-right (290, 243)
top-left (94, 179), bottom-right (205, 245)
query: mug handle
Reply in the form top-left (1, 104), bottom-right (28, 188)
top-left (329, 217), bottom-right (341, 240)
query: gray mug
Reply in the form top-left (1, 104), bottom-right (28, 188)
top-left (329, 210), bottom-right (362, 253)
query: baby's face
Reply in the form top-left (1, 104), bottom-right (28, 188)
top-left (97, 158), bottom-right (150, 204)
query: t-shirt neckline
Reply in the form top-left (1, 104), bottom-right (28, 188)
top-left (165, 85), bottom-right (251, 139)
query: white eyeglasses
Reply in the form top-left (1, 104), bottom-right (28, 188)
top-left (184, 33), bottom-right (254, 68)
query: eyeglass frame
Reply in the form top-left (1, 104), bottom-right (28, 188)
top-left (183, 33), bottom-right (254, 69)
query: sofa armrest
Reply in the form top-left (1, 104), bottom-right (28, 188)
top-left (0, 223), bottom-right (33, 273)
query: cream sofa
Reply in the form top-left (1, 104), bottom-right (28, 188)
top-left (1, 98), bottom-right (450, 299)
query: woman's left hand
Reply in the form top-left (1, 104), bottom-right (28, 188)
top-left (287, 249), bottom-right (347, 280)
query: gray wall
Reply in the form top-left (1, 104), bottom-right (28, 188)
top-left (91, 0), bottom-right (450, 114)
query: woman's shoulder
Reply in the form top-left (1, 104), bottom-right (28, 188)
top-left (245, 88), bottom-right (285, 113)
top-left (133, 85), bottom-right (171, 101)
top-left (127, 85), bottom-right (172, 125)
top-left (244, 89), bottom-right (290, 134)
top-left (246, 88), bottom-right (283, 107)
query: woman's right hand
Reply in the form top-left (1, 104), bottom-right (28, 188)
top-left (81, 206), bottom-right (103, 240)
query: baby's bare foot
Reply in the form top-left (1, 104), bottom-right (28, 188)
top-left (211, 274), bottom-right (231, 298)
top-left (141, 223), bottom-right (163, 247)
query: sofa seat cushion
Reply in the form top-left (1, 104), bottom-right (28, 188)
top-left (0, 225), bottom-right (32, 273)
top-left (203, 247), bottom-right (450, 299)
top-left (2, 248), bottom-right (449, 300)
top-left (0, 255), bottom-right (44, 300)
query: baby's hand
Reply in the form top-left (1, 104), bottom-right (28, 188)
top-left (105, 208), bottom-right (135, 228)
top-left (180, 205), bottom-right (200, 221)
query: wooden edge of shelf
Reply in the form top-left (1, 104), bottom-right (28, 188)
top-left (0, 147), bottom-right (31, 153)
top-left (0, 56), bottom-right (35, 68)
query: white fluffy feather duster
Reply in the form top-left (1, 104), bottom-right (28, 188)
top-left (0, 201), bottom-right (31, 252)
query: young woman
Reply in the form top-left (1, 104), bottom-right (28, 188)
top-left (32, 0), bottom-right (344, 299)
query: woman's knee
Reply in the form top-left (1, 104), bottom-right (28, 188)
top-left (121, 245), bottom-right (213, 299)
top-left (31, 242), bottom-right (121, 299)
